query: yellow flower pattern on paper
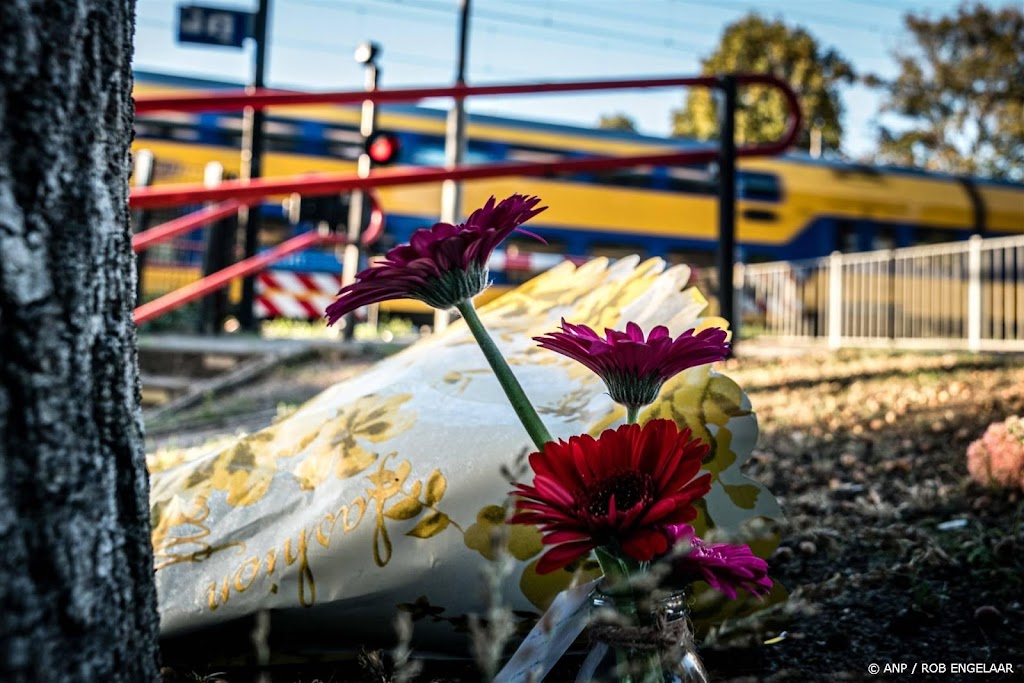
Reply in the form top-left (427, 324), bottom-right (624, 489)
top-left (209, 434), bottom-right (280, 507)
top-left (293, 393), bottom-right (416, 490)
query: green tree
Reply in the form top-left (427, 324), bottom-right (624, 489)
top-left (597, 112), bottom-right (638, 133)
top-left (871, 3), bottom-right (1024, 180)
top-left (671, 14), bottom-right (854, 154)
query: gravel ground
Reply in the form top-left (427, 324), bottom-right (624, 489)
top-left (155, 347), bottom-right (1024, 683)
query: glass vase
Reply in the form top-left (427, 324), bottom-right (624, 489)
top-left (574, 589), bottom-right (709, 683)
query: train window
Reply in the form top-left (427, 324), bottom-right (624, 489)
top-left (590, 169), bottom-right (654, 189)
top-left (915, 228), bottom-right (953, 245)
top-left (506, 148), bottom-right (565, 163)
top-left (666, 250), bottom-right (715, 268)
top-left (168, 127), bottom-right (200, 141)
top-left (738, 172), bottom-right (782, 202)
top-left (505, 237), bottom-right (565, 255)
top-left (590, 244), bottom-right (646, 259)
top-left (839, 220), bottom-right (859, 252)
top-left (872, 227), bottom-right (895, 250)
top-left (409, 140), bottom-right (498, 166)
top-left (327, 142), bottom-right (363, 160)
top-left (665, 168), bottom-right (716, 195)
top-left (501, 238), bottom-right (567, 285)
top-left (264, 135), bottom-right (300, 153)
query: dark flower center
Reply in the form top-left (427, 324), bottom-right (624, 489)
top-left (582, 470), bottom-right (654, 518)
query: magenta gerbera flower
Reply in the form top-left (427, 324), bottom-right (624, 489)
top-left (508, 419), bottom-right (712, 574)
top-left (666, 524), bottom-right (773, 599)
top-left (533, 321), bottom-right (730, 409)
top-left (325, 194), bottom-right (546, 324)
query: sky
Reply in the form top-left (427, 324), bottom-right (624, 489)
top-left (134, 0), bottom-right (986, 159)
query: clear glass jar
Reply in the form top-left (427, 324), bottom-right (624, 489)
top-left (574, 589), bottom-right (709, 683)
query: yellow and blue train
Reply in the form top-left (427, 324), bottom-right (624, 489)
top-left (132, 70), bottom-right (1024, 317)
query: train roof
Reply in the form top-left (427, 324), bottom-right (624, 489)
top-left (134, 70), bottom-right (1023, 190)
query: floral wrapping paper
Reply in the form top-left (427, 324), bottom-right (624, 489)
top-left (148, 256), bottom-right (783, 652)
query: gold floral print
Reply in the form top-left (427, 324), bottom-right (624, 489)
top-left (463, 505), bottom-right (543, 562)
top-left (366, 453), bottom-right (458, 567)
top-left (293, 393), bottom-right (416, 491)
top-left (151, 495), bottom-right (244, 571)
top-left (208, 437), bottom-right (280, 507)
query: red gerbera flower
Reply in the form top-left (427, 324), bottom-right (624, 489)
top-left (325, 194), bottom-right (546, 325)
top-left (508, 419), bottom-right (712, 574)
top-left (533, 321), bottom-right (730, 409)
top-left (665, 524), bottom-right (773, 599)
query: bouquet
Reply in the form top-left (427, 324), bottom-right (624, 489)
top-left (327, 194), bottom-right (776, 682)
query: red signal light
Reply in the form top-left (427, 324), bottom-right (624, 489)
top-left (366, 132), bottom-right (399, 165)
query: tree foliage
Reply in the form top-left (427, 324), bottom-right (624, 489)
top-left (871, 3), bottom-right (1024, 180)
top-left (597, 112), bottom-right (638, 133)
top-left (671, 14), bottom-right (854, 154)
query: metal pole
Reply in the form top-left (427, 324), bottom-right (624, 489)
top-left (717, 74), bottom-right (738, 347)
top-left (131, 149), bottom-right (155, 307)
top-left (434, 0), bottom-right (471, 334)
top-left (199, 162), bottom-right (230, 334)
top-left (342, 47), bottom-right (380, 339)
top-left (237, 0), bottom-right (270, 332)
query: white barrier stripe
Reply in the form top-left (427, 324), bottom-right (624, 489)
top-left (264, 270), bottom-right (305, 294)
top-left (310, 272), bottom-right (343, 294)
top-left (262, 292), bottom-right (312, 319)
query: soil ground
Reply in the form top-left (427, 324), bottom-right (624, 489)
top-left (153, 345), bottom-right (1024, 683)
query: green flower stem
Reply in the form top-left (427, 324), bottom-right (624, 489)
top-left (455, 300), bottom-right (553, 451)
top-left (626, 405), bottom-right (640, 425)
top-left (594, 548), bottom-right (663, 682)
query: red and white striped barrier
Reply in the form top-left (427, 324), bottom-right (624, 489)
top-left (255, 270), bottom-right (342, 320)
top-left (254, 253), bottom-right (590, 320)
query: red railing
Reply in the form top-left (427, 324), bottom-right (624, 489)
top-left (133, 200), bottom-right (249, 252)
top-left (135, 231), bottom-right (346, 325)
top-left (131, 74), bottom-right (802, 323)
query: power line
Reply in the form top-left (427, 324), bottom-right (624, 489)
top-left (294, 0), bottom-right (711, 61)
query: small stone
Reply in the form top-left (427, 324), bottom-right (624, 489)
top-left (798, 540), bottom-right (817, 556)
top-left (974, 605), bottom-right (1003, 629)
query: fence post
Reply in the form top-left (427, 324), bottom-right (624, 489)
top-left (828, 251), bottom-right (843, 350)
top-left (132, 150), bottom-right (155, 307)
top-left (967, 234), bottom-right (982, 352)
top-left (199, 162), bottom-right (229, 335)
top-left (733, 261), bottom-right (745, 340)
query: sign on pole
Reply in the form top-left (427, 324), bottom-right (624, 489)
top-left (177, 4), bottom-right (252, 48)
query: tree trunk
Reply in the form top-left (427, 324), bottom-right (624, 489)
top-left (0, 1), bottom-right (160, 681)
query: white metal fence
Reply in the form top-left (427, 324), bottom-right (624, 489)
top-left (738, 234), bottom-right (1024, 352)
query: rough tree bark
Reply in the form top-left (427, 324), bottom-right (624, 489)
top-left (0, 1), bottom-right (161, 681)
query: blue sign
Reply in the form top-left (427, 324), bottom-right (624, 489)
top-left (177, 4), bottom-right (251, 48)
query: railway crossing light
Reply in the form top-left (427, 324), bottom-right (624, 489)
top-left (364, 131), bottom-right (400, 166)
